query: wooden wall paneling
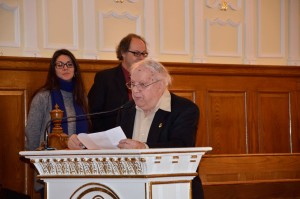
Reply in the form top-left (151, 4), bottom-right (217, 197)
top-left (195, 90), bottom-right (208, 148)
top-left (199, 154), bottom-right (300, 183)
top-left (1, 58), bottom-right (300, 156)
top-left (82, 71), bottom-right (98, 93)
top-left (2, 57), bottom-right (300, 197)
top-left (257, 91), bottom-right (291, 153)
top-left (168, 73), bottom-right (206, 148)
top-left (291, 90), bottom-right (300, 153)
top-left (206, 90), bottom-right (248, 154)
top-left (170, 89), bottom-right (196, 103)
top-left (199, 154), bottom-right (300, 199)
top-left (247, 90), bottom-right (259, 153)
top-left (0, 90), bottom-right (27, 194)
top-left (202, 181), bottom-right (300, 199)
top-left (291, 83), bottom-right (300, 153)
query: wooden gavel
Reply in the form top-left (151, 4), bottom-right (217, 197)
top-left (47, 104), bottom-right (69, 150)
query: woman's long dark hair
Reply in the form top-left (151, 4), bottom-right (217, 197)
top-left (42, 49), bottom-right (89, 115)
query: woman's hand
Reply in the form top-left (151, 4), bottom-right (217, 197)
top-left (118, 139), bottom-right (147, 149)
top-left (68, 134), bottom-right (85, 150)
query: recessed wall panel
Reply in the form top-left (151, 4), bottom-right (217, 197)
top-left (258, 0), bottom-right (284, 57)
top-left (207, 91), bottom-right (247, 154)
top-left (257, 92), bottom-right (291, 153)
top-left (159, 0), bottom-right (189, 54)
top-left (0, 7), bottom-right (15, 41)
top-left (102, 17), bottom-right (137, 51)
top-left (0, 3), bottom-right (20, 47)
top-left (0, 90), bottom-right (26, 193)
top-left (43, 0), bottom-right (78, 49)
top-left (206, 19), bottom-right (242, 56)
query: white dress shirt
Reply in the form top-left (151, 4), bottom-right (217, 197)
top-left (132, 90), bottom-right (171, 143)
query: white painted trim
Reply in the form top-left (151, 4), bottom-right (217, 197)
top-left (159, 0), bottom-right (190, 55)
top-left (0, 2), bottom-right (20, 47)
top-left (23, 0), bottom-right (40, 57)
top-left (287, 0), bottom-right (300, 65)
top-left (257, 0), bottom-right (285, 58)
top-left (287, 60), bottom-right (300, 66)
top-left (72, 0), bottom-right (79, 49)
top-left (206, 18), bottom-right (242, 57)
top-left (193, 0), bottom-right (206, 63)
top-left (244, 0), bottom-right (256, 64)
top-left (143, 1), bottom-right (157, 59)
top-left (98, 11), bottom-right (141, 52)
top-left (43, 0), bottom-right (79, 50)
top-left (82, 0), bottom-right (97, 59)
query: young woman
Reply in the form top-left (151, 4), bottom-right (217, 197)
top-left (25, 49), bottom-right (90, 198)
top-left (26, 49), bottom-right (89, 151)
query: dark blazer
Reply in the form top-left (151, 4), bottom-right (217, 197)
top-left (117, 93), bottom-right (199, 148)
top-left (88, 64), bottom-right (129, 132)
top-left (117, 92), bottom-right (204, 199)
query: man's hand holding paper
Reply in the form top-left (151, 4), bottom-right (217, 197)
top-left (68, 126), bottom-right (126, 150)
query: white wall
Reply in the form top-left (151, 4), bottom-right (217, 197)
top-left (0, 0), bottom-right (299, 65)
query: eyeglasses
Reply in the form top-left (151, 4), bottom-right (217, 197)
top-left (128, 50), bottom-right (148, 57)
top-left (126, 80), bottom-right (161, 90)
top-left (55, 61), bottom-right (74, 69)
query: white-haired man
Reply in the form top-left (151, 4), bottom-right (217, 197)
top-left (69, 59), bottom-right (204, 199)
top-left (117, 59), bottom-right (204, 199)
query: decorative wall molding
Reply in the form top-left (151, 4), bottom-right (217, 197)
top-left (257, 0), bottom-right (285, 58)
top-left (159, 0), bottom-right (190, 55)
top-left (0, 0), bottom-right (297, 64)
top-left (206, 0), bottom-right (242, 11)
top-left (0, 2), bottom-right (20, 47)
top-left (206, 18), bottom-right (242, 57)
top-left (42, 0), bottom-right (79, 50)
top-left (98, 11), bottom-right (141, 52)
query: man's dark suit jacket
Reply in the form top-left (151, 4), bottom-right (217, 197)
top-left (88, 64), bottom-right (129, 132)
top-left (117, 93), bottom-right (204, 199)
top-left (117, 93), bottom-right (199, 148)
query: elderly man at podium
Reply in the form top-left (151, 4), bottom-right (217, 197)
top-left (68, 59), bottom-right (204, 199)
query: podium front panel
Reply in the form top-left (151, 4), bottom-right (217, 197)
top-left (20, 147), bottom-right (212, 199)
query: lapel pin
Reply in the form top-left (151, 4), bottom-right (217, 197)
top-left (159, 123), bottom-right (163, 128)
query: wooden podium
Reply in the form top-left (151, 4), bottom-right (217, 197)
top-left (19, 147), bottom-right (211, 199)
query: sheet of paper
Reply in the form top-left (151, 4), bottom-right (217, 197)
top-left (77, 126), bottom-right (126, 149)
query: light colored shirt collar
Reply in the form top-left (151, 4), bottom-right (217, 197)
top-left (132, 90), bottom-right (171, 143)
top-left (156, 89), bottom-right (171, 112)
